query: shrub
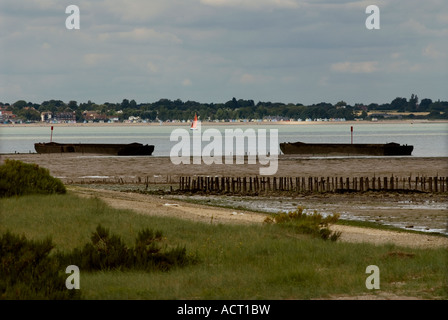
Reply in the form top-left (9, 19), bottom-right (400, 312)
top-left (57, 224), bottom-right (196, 272)
top-left (0, 231), bottom-right (79, 300)
top-left (264, 206), bottom-right (342, 241)
top-left (0, 159), bottom-right (66, 197)
top-left (1, 224), bottom-right (197, 299)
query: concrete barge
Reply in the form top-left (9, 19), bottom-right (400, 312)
top-left (279, 142), bottom-right (413, 156)
top-left (34, 142), bottom-right (154, 156)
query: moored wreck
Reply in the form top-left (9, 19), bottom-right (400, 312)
top-left (279, 142), bottom-right (413, 156)
top-left (34, 142), bottom-right (154, 156)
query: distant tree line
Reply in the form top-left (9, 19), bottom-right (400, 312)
top-left (1, 94), bottom-right (447, 122)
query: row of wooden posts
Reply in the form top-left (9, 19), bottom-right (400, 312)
top-left (178, 175), bottom-right (448, 193)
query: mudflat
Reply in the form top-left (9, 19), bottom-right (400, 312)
top-left (2, 154), bottom-right (447, 183)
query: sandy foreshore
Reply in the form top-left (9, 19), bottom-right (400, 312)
top-left (69, 186), bottom-right (448, 249)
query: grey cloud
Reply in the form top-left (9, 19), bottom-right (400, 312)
top-left (0, 0), bottom-right (446, 105)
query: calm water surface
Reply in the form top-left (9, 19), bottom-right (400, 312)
top-left (1, 122), bottom-right (447, 157)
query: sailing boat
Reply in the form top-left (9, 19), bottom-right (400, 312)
top-left (190, 113), bottom-right (198, 130)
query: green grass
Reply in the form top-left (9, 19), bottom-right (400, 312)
top-left (1, 193), bottom-right (447, 300)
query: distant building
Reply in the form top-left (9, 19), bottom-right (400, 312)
top-left (41, 112), bottom-right (53, 122)
top-left (83, 111), bottom-right (107, 121)
top-left (55, 111), bottom-right (76, 122)
top-left (0, 109), bottom-right (16, 122)
top-left (128, 116), bottom-right (141, 122)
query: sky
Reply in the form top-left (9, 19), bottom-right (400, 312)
top-left (0, 0), bottom-right (447, 106)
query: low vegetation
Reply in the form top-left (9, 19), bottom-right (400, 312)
top-left (0, 159), bottom-right (66, 197)
top-left (1, 223), bottom-right (197, 299)
top-left (56, 224), bottom-right (196, 273)
top-left (1, 193), bottom-right (447, 300)
top-left (264, 207), bottom-right (342, 241)
top-left (0, 231), bottom-right (79, 300)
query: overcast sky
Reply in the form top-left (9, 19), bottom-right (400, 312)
top-left (0, 0), bottom-right (447, 106)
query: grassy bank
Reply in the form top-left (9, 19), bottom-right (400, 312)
top-left (1, 192), bottom-right (447, 299)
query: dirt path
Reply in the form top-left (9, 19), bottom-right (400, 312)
top-left (69, 186), bottom-right (448, 249)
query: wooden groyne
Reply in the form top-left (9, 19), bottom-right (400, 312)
top-left (178, 175), bottom-right (448, 194)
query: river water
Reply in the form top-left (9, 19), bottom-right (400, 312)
top-left (1, 122), bottom-right (447, 157)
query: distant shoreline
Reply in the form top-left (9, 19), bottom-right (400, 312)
top-left (1, 119), bottom-right (447, 128)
